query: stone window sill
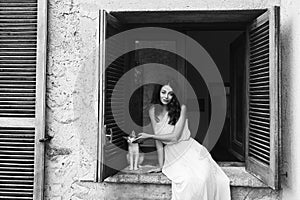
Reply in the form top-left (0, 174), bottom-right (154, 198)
top-left (104, 165), bottom-right (269, 188)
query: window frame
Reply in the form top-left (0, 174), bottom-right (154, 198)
top-left (97, 8), bottom-right (281, 190)
top-left (34, 0), bottom-right (48, 198)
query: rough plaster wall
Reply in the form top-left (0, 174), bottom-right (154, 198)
top-left (45, 0), bottom-right (282, 199)
top-left (45, 0), bottom-right (99, 199)
top-left (281, 0), bottom-right (300, 200)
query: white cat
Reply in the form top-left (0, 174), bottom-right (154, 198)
top-left (124, 130), bottom-right (144, 170)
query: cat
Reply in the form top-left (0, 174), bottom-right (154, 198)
top-left (124, 130), bottom-right (144, 170)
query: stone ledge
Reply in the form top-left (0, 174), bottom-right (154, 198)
top-left (222, 167), bottom-right (268, 187)
top-left (104, 166), bottom-right (269, 188)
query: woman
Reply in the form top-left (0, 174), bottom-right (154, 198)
top-left (136, 81), bottom-right (231, 200)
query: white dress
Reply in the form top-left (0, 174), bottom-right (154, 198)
top-left (154, 113), bottom-right (231, 200)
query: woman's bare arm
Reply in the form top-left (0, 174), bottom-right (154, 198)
top-left (146, 105), bottom-right (164, 172)
top-left (148, 105), bottom-right (157, 128)
top-left (155, 140), bottom-right (164, 168)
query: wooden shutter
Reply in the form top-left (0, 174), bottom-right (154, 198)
top-left (0, 0), bottom-right (47, 199)
top-left (245, 7), bottom-right (280, 189)
top-left (98, 10), bottom-right (127, 181)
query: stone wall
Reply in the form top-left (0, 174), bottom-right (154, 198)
top-left (44, 0), bottom-right (300, 199)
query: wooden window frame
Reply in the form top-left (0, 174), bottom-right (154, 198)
top-left (34, 0), bottom-right (48, 199)
top-left (97, 8), bottom-right (281, 190)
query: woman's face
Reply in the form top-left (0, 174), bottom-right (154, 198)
top-left (160, 84), bottom-right (174, 105)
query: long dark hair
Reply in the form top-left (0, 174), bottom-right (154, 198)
top-left (150, 80), bottom-right (181, 125)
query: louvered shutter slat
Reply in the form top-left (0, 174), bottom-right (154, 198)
top-left (0, 88), bottom-right (36, 92)
top-left (0, 197), bottom-right (33, 200)
top-left (0, 1), bottom-right (37, 4)
top-left (0, 186), bottom-right (33, 190)
top-left (249, 118), bottom-right (269, 126)
top-left (0, 7), bottom-right (37, 11)
top-left (250, 27), bottom-right (269, 42)
top-left (0, 44), bottom-right (36, 48)
top-left (250, 48), bottom-right (269, 58)
top-left (0, 61), bottom-right (36, 65)
top-left (249, 39), bottom-right (269, 51)
top-left (250, 70), bottom-right (269, 78)
top-left (0, 69), bottom-right (36, 72)
top-left (250, 122), bottom-right (270, 131)
top-left (0, 167), bottom-right (33, 172)
top-left (0, 52), bottom-right (36, 56)
top-left (250, 42), bottom-right (269, 54)
top-left (0, 162), bottom-right (34, 166)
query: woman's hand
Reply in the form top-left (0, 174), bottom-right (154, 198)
top-left (136, 132), bottom-right (152, 141)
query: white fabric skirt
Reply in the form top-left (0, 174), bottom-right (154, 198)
top-left (162, 138), bottom-right (231, 200)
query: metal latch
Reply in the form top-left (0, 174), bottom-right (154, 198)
top-left (39, 135), bottom-right (53, 143)
top-left (106, 128), bottom-right (113, 143)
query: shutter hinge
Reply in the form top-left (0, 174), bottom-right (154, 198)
top-left (39, 135), bottom-right (53, 143)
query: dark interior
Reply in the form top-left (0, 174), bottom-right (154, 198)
top-left (108, 10), bottom-right (266, 164)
